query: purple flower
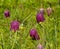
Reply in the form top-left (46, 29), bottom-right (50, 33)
top-left (4, 10), bottom-right (10, 17)
top-left (46, 7), bottom-right (52, 16)
top-left (36, 13), bottom-right (45, 23)
top-left (10, 20), bottom-right (20, 32)
top-left (39, 8), bottom-right (44, 14)
top-left (37, 44), bottom-right (43, 49)
top-left (29, 29), bottom-right (40, 40)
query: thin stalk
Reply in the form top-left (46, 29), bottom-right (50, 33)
top-left (42, 24), bottom-right (46, 49)
top-left (22, 12), bottom-right (32, 24)
top-left (46, 17), bottom-right (50, 49)
top-left (54, 24), bottom-right (57, 49)
top-left (41, 0), bottom-right (43, 7)
top-left (11, 32), bottom-right (17, 49)
top-left (10, 31), bottom-right (12, 46)
top-left (54, 15), bottom-right (57, 49)
top-left (1, 32), bottom-right (4, 49)
top-left (0, 39), bottom-right (2, 49)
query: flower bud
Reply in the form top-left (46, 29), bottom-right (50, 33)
top-left (36, 13), bottom-right (45, 23)
top-left (4, 9), bottom-right (10, 17)
top-left (46, 7), bottom-right (52, 16)
top-left (10, 20), bottom-right (20, 32)
top-left (29, 29), bottom-right (40, 40)
top-left (37, 44), bottom-right (43, 49)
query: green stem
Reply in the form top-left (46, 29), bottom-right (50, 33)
top-left (54, 15), bottom-right (57, 49)
top-left (46, 17), bottom-right (50, 49)
top-left (11, 32), bottom-right (17, 49)
top-left (42, 25), bottom-right (46, 48)
top-left (54, 24), bottom-right (57, 49)
top-left (0, 40), bottom-right (2, 49)
top-left (1, 32), bottom-right (4, 49)
top-left (22, 12), bottom-right (32, 24)
top-left (10, 31), bottom-right (12, 46)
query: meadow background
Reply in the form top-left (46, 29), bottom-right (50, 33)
top-left (0, 0), bottom-right (59, 49)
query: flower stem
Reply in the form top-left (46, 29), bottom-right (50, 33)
top-left (11, 32), bottom-right (17, 49)
top-left (1, 32), bottom-right (4, 49)
top-left (54, 15), bottom-right (57, 49)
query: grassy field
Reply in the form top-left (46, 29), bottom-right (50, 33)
top-left (0, 0), bottom-right (59, 49)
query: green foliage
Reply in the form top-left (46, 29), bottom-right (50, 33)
top-left (0, 0), bottom-right (59, 49)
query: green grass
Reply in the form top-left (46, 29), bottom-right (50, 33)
top-left (0, 0), bottom-right (59, 49)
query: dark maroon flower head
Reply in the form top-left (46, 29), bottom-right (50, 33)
top-left (10, 20), bottom-right (20, 32)
top-left (4, 10), bottom-right (10, 17)
top-left (39, 8), bottom-right (44, 14)
top-left (30, 29), bottom-right (40, 40)
top-left (36, 13), bottom-right (45, 23)
top-left (46, 7), bottom-right (52, 16)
